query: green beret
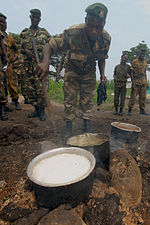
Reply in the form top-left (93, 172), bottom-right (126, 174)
top-left (0, 12), bottom-right (7, 19)
top-left (30, 9), bottom-right (41, 17)
top-left (85, 3), bottom-right (108, 21)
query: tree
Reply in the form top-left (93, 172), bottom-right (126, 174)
top-left (122, 41), bottom-right (150, 71)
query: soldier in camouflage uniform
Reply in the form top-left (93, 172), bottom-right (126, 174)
top-left (0, 29), bottom-right (8, 120)
top-left (20, 9), bottom-right (51, 121)
top-left (128, 49), bottom-right (148, 115)
top-left (0, 13), bottom-right (21, 111)
top-left (37, 3), bottom-right (111, 138)
top-left (113, 54), bottom-right (131, 115)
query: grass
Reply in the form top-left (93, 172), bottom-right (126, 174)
top-left (48, 79), bottom-right (132, 110)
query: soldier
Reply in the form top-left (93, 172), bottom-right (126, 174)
top-left (20, 9), bottom-right (51, 121)
top-left (37, 3), bottom-right (111, 138)
top-left (113, 54), bottom-right (131, 115)
top-left (128, 49), bottom-right (148, 115)
top-left (0, 29), bottom-right (8, 120)
top-left (0, 13), bottom-right (21, 110)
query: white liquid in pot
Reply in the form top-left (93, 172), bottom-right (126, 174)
top-left (32, 153), bottom-right (91, 184)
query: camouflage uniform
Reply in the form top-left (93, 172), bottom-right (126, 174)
top-left (0, 30), bottom-right (6, 104)
top-left (114, 63), bottom-right (131, 109)
top-left (3, 33), bottom-right (20, 100)
top-left (128, 58), bottom-right (147, 110)
top-left (49, 24), bottom-right (111, 120)
top-left (20, 27), bottom-right (51, 108)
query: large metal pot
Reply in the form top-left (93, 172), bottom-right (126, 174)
top-left (111, 122), bottom-right (141, 144)
top-left (27, 147), bottom-right (95, 209)
top-left (67, 133), bottom-right (110, 167)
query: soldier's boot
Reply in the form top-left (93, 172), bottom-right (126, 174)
top-left (11, 100), bottom-right (15, 105)
top-left (4, 104), bottom-right (13, 112)
top-left (113, 107), bottom-right (118, 115)
top-left (39, 107), bottom-right (46, 121)
top-left (28, 106), bottom-right (39, 118)
top-left (119, 107), bottom-right (123, 116)
top-left (63, 121), bottom-right (72, 140)
top-left (140, 109), bottom-right (149, 115)
top-left (127, 107), bottom-right (132, 116)
top-left (14, 99), bottom-right (21, 110)
top-left (24, 98), bottom-right (30, 104)
top-left (83, 119), bottom-right (90, 133)
top-left (0, 104), bottom-right (8, 121)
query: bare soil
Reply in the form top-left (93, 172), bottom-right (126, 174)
top-left (0, 96), bottom-right (150, 224)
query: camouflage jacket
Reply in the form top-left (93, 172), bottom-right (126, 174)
top-left (49, 24), bottom-right (111, 74)
top-left (114, 63), bottom-right (131, 86)
top-left (20, 26), bottom-right (51, 63)
top-left (131, 58), bottom-right (147, 85)
top-left (3, 32), bottom-right (19, 66)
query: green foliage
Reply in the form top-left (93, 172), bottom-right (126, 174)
top-left (122, 41), bottom-right (150, 71)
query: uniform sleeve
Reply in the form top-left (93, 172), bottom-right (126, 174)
top-left (48, 31), bottom-right (69, 55)
top-left (96, 31), bottom-right (111, 61)
top-left (7, 35), bottom-right (19, 60)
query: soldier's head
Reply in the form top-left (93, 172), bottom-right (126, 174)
top-left (138, 49), bottom-right (146, 61)
top-left (121, 54), bottom-right (128, 64)
top-left (85, 3), bottom-right (108, 41)
top-left (0, 13), bottom-right (7, 32)
top-left (30, 9), bottom-right (41, 27)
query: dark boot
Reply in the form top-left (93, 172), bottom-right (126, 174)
top-left (113, 107), bottom-right (118, 115)
top-left (127, 107), bottom-right (132, 116)
top-left (119, 107), bottom-right (123, 116)
top-left (39, 107), bottom-right (46, 121)
top-left (28, 106), bottom-right (39, 118)
top-left (24, 98), bottom-right (30, 104)
top-left (4, 105), bottom-right (13, 112)
top-left (83, 119), bottom-right (90, 133)
top-left (63, 121), bottom-right (72, 140)
top-left (14, 99), bottom-right (21, 110)
top-left (0, 104), bottom-right (8, 120)
top-left (11, 100), bottom-right (15, 105)
top-left (140, 109), bottom-right (149, 115)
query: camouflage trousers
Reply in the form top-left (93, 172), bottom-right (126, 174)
top-left (7, 64), bottom-right (19, 100)
top-left (63, 69), bottom-right (96, 121)
top-left (128, 84), bottom-right (146, 110)
top-left (25, 71), bottom-right (46, 108)
top-left (114, 84), bottom-right (126, 108)
top-left (0, 66), bottom-right (7, 104)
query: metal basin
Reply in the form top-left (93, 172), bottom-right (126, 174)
top-left (27, 147), bottom-right (96, 209)
top-left (111, 122), bottom-right (141, 144)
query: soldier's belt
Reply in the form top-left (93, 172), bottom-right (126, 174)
top-left (134, 74), bottom-right (145, 79)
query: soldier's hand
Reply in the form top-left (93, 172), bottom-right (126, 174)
top-left (36, 62), bottom-right (49, 80)
top-left (101, 75), bottom-right (107, 83)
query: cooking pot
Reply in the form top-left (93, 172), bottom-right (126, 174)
top-left (27, 147), bottom-right (96, 209)
top-left (67, 133), bottom-right (110, 167)
top-left (111, 122), bottom-right (141, 144)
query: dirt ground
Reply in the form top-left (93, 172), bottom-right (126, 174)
top-left (0, 96), bottom-right (150, 224)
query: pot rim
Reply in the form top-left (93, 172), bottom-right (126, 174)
top-left (27, 147), bottom-right (96, 188)
top-left (111, 122), bottom-right (141, 133)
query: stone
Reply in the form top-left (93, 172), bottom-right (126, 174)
top-left (109, 148), bottom-right (142, 207)
top-left (38, 205), bottom-right (86, 225)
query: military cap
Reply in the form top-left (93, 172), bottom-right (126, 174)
top-left (85, 3), bottom-right (108, 21)
top-left (30, 9), bottom-right (41, 17)
top-left (0, 12), bottom-right (7, 19)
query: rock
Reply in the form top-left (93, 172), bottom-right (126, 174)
top-left (0, 203), bottom-right (33, 222)
top-left (109, 148), bottom-right (142, 207)
top-left (38, 205), bottom-right (86, 225)
top-left (83, 194), bottom-right (125, 225)
top-left (13, 208), bottom-right (49, 225)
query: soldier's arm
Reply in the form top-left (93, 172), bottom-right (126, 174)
top-left (98, 59), bottom-right (107, 82)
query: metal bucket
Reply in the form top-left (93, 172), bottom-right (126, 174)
top-left (111, 122), bottom-right (141, 144)
top-left (67, 133), bottom-right (110, 167)
top-left (27, 147), bottom-right (96, 209)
